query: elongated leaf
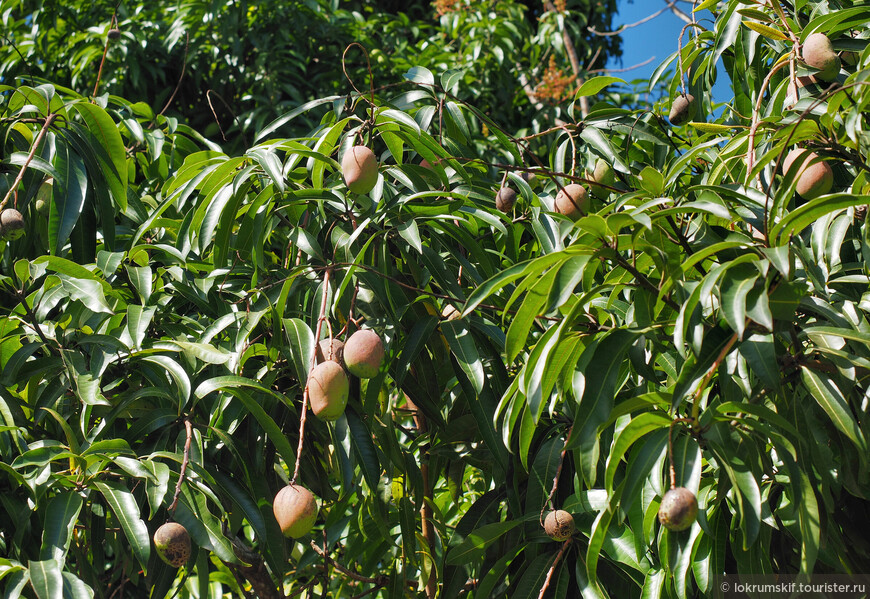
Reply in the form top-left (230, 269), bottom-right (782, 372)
top-left (61, 572), bottom-right (94, 599)
top-left (57, 275), bottom-right (112, 314)
top-left (719, 265), bottom-right (758, 340)
top-left (346, 407), bottom-right (380, 490)
top-left (194, 377), bottom-right (296, 468)
top-left (738, 334), bottom-right (780, 389)
top-left (605, 412), bottom-right (672, 492)
top-left (474, 544), bottom-right (525, 599)
top-left (127, 305), bottom-right (156, 350)
top-left (506, 266), bottom-right (558, 363)
top-left (34, 256), bottom-right (108, 288)
top-left (801, 367), bottom-right (868, 454)
top-left (50, 143), bottom-right (88, 256)
top-left (512, 551), bottom-right (559, 599)
top-left (92, 481), bottom-right (150, 572)
top-left (441, 320), bottom-right (484, 393)
top-left (586, 491), bottom-right (619, 585)
top-left (771, 194), bottom-right (870, 243)
top-left (575, 76), bottom-right (625, 98)
top-left (445, 520), bottom-right (520, 565)
top-left (742, 20), bottom-right (787, 40)
top-left (40, 492), bottom-right (83, 561)
top-left (282, 318), bottom-right (314, 384)
top-left (72, 102), bottom-right (127, 211)
top-left (526, 435), bottom-right (565, 513)
top-left (568, 329), bottom-right (635, 464)
top-left (141, 355), bottom-right (191, 409)
top-left (28, 559), bottom-right (62, 599)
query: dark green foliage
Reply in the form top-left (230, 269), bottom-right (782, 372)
top-left (1, 1), bottom-right (870, 598)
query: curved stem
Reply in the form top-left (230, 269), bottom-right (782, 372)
top-left (291, 267), bottom-right (332, 484)
top-left (536, 538), bottom-right (572, 599)
top-left (540, 426), bottom-right (572, 526)
top-left (667, 417), bottom-right (694, 491)
top-left (167, 418), bottom-right (193, 514)
top-left (0, 113), bottom-right (57, 211)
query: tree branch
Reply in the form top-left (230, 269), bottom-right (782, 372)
top-left (0, 113), bottom-right (57, 211)
top-left (292, 266), bottom-right (332, 484)
top-left (167, 418), bottom-right (193, 514)
top-left (588, 1), bottom-right (678, 37)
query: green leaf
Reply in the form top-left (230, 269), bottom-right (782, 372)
top-left (688, 122), bottom-right (736, 133)
top-left (172, 341), bottom-right (231, 365)
top-left (474, 544), bottom-right (525, 599)
top-left (28, 559), bottom-right (62, 599)
top-left (127, 305), bottom-right (156, 350)
top-left (125, 265), bottom-right (153, 304)
top-left (801, 367), bottom-right (868, 455)
top-left (738, 334), bottom-right (780, 389)
top-left (175, 487), bottom-right (239, 565)
top-left (282, 318), bottom-right (314, 385)
top-left (441, 320), bottom-right (485, 394)
top-left (711, 451), bottom-right (761, 551)
top-left (719, 265), bottom-right (758, 340)
top-left (742, 21), bottom-right (788, 40)
top-left (771, 194), bottom-right (870, 243)
top-left (604, 412), bottom-right (672, 492)
top-left (72, 102), bottom-right (128, 211)
top-left (506, 266), bottom-right (559, 363)
top-left (403, 66), bottom-right (435, 87)
top-left (39, 492), bottom-right (83, 562)
top-left (92, 481), bottom-right (151, 572)
top-left (141, 355), bottom-right (191, 410)
top-left (568, 329), bottom-right (635, 456)
top-left (346, 407), bottom-right (380, 490)
top-left (50, 143), bottom-right (88, 256)
top-left (57, 275), bottom-right (113, 314)
top-left (586, 491), bottom-right (619, 586)
top-left (526, 435), bottom-right (565, 514)
top-left (512, 551), bottom-right (559, 599)
top-left (575, 76), bottom-right (625, 98)
top-left (33, 257), bottom-right (108, 289)
top-left (61, 572), bottom-right (94, 599)
top-left (444, 520), bottom-right (520, 565)
top-left (194, 377), bottom-right (297, 469)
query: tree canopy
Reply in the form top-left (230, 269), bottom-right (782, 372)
top-left (0, 0), bottom-right (620, 150)
top-left (1, 1), bottom-right (870, 598)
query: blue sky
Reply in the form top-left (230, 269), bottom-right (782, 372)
top-left (604, 0), bottom-right (731, 105)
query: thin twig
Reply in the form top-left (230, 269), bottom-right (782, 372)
top-left (0, 113), bottom-right (57, 211)
top-left (669, 0), bottom-right (694, 25)
top-left (677, 23), bottom-right (705, 97)
top-left (309, 541), bottom-right (388, 586)
top-left (588, 1), bottom-right (678, 36)
top-left (667, 418), bottom-right (694, 490)
top-left (205, 90), bottom-right (249, 146)
top-left (158, 32), bottom-right (189, 117)
top-left (587, 56), bottom-right (656, 74)
top-left (341, 43), bottom-right (377, 128)
top-left (746, 57), bottom-right (790, 185)
top-left (540, 427), bottom-right (573, 527)
top-left (536, 538), bottom-right (572, 599)
top-left (92, 13), bottom-right (117, 99)
top-left (167, 419), bottom-right (193, 514)
top-left (291, 267), bottom-right (332, 484)
top-left (689, 333), bottom-right (737, 425)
